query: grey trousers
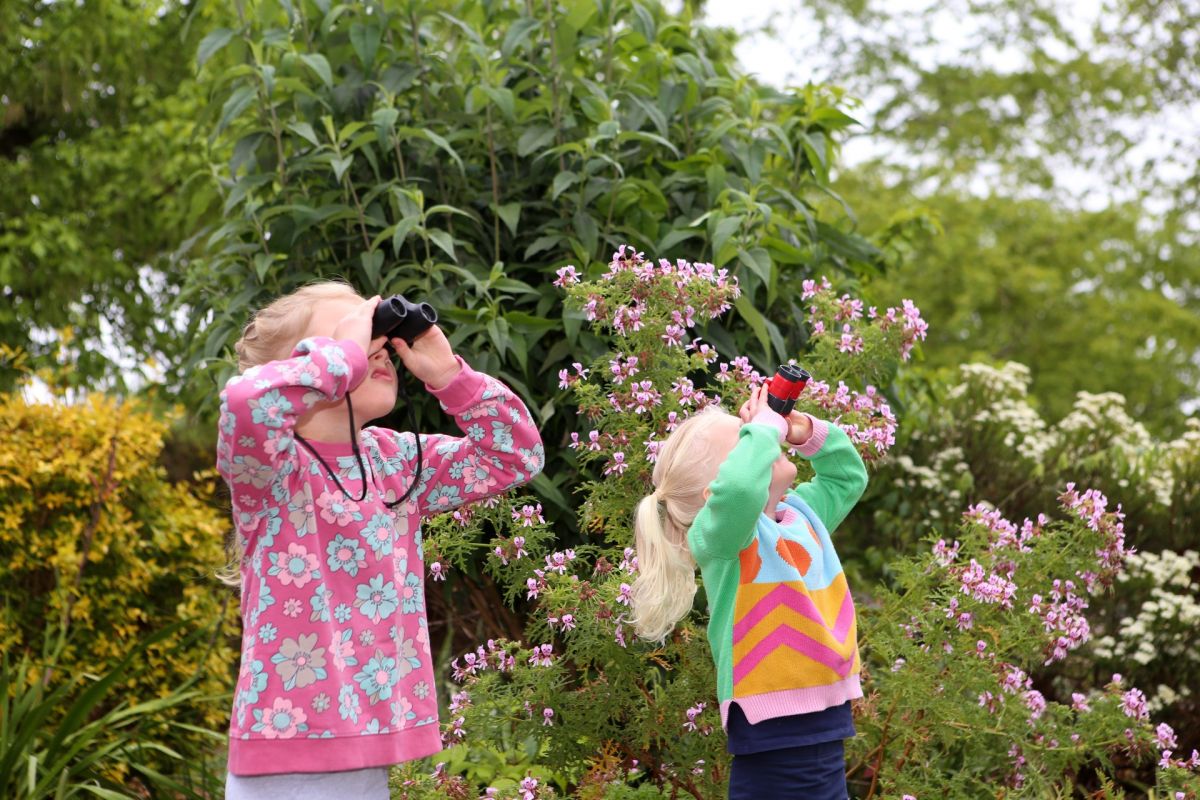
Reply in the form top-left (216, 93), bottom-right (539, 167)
top-left (225, 767), bottom-right (389, 800)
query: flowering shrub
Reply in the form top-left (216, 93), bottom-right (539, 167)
top-left (408, 248), bottom-right (1197, 798)
top-left (410, 247), bottom-right (922, 797)
top-left (856, 361), bottom-right (1200, 755)
top-left (849, 485), bottom-right (1200, 798)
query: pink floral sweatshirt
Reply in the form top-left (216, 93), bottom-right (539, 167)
top-left (216, 336), bottom-right (544, 776)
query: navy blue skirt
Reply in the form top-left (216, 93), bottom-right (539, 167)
top-left (727, 738), bottom-right (849, 800)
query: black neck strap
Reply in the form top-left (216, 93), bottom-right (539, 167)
top-left (293, 374), bottom-right (422, 510)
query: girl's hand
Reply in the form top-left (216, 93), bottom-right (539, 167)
top-left (392, 325), bottom-right (461, 389)
top-left (332, 296), bottom-right (383, 358)
top-left (737, 383), bottom-right (770, 422)
top-left (784, 411), bottom-right (814, 446)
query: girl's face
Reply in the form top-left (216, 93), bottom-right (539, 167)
top-left (305, 297), bottom-right (398, 422)
top-left (704, 414), bottom-right (799, 514)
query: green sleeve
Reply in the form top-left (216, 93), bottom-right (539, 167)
top-left (790, 421), bottom-right (869, 532)
top-left (688, 422), bottom-right (779, 562)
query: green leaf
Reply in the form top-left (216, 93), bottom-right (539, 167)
top-left (372, 106), bottom-right (399, 147)
top-left (711, 214), bottom-right (743, 265)
top-left (390, 217), bottom-right (421, 254)
top-left (494, 202), bottom-right (522, 236)
top-left (734, 294), bottom-right (773, 361)
top-left (658, 228), bottom-right (701, 252)
top-left (400, 127), bottom-right (464, 171)
top-left (253, 253), bottom-right (273, 282)
top-left (737, 246), bottom-right (774, 288)
top-left (287, 121), bottom-right (320, 147)
top-left (330, 154), bottom-right (353, 182)
top-left (552, 171), bottom-right (579, 200)
top-left (197, 27), bottom-right (236, 68)
top-left (299, 53), bottom-right (333, 89)
top-left (501, 17), bottom-right (541, 56)
top-left (482, 86), bottom-right (516, 122)
top-left (573, 209), bottom-right (599, 258)
top-left (350, 22), bottom-right (382, 70)
top-left (215, 85), bottom-right (256, 136)
top-left (360, 250), bottom-right (383, 285)
top-left (525, 234), bottom-right (563, 258)
top-left (517, 125), bottom-right (557, 157)
top-left (428, 230), bottom-right (457, 262)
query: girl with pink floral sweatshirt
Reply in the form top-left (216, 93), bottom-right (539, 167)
top-left (217, 283), bottom-right (544, 799)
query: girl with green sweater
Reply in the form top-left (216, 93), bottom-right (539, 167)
top-left (630, 384), bottom-right (869, 799)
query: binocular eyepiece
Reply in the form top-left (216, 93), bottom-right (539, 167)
top-left (372, 294), bottom-right (438, 345)
top-left (766, 364), bottom-right (811, 416)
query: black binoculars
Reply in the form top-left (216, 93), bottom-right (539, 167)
top-left (371, 294), bottom-right (438, 345)
top-left (766, 364), bottom-right (811, 415)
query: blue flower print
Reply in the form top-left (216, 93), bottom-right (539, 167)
top-left (425, 484), bottom-right (460, 512)
top-left (339, 683), bottom-right (362, 724)
top-left (466, 423), bottom-right (486, 442)
top-left (334, 454), bottom-right (365, 482)
top-left (354, 650), bottom-right (399, 705)
top-left (362, 718), bottom-right (389, 735)
top-left (433, 438), bottom-right (462, 456)
top-left (237, 659), bottom-right (268, 708)
top-left (309, 582), bottom-right (333, 622)
top-left (326, 535), bottom-right (367, 577)
top-left (334, 603), bottom-right (353, 623)
top-left (491, 421), bottom-right (514, 453)
top-left (219, 407), bottom-right (237, 435)
top-left (250, 578), bottom-right (275, 627)
top-left (312, 693), bottom-right (331, 713)
top-left (258, 623), bottom-right (278, 644)
top-left (520, 443), bottom-right (545, 474)
top-left (401, 571), bottom-right (424, 614)
top-left (248, 390), bottom-right (292, 428)
top-left (363, 512), bottom-right (394, 558)
top-left (251, 698), bottom-right (309, 738)
top-left (448, 460), bottom-right (466, 480)
top-left (355, 574), bottom-right (399, 623)
top-left (508, 405), bottom-right (523, 425)
top-left (318, 344), bottom-right (349, 375)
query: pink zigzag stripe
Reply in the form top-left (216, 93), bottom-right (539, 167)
top-left (732, 584), bottom-right (854, 645)
top-left (733, 624), bottom-right (856, 685)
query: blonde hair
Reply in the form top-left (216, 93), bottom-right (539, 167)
top-left (629, 406), bottom-right (736, 641)
top-left (233, 281), bottom-right (363, 372)
top-left (218, 281), bottom-right (364, 587)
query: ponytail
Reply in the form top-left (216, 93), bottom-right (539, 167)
top-left (629, 406), bottom-right (736, 641)
top-left (629, 494), bottom-right (698, 641)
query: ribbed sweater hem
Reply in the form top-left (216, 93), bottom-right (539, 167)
top-left (227, 723), bottom-right (442, 776)
top-left (719, 674), bottom-right (863, 728)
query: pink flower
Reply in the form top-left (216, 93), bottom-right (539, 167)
top-left (429, 561), bottom-right (446, 581)
top-left (1121, 688), bottom-right (1148, 721)
top-left (277, 542), bottom-right (319, 589)
top-left (316, 491), bottom-right (360, 526)
top-left (542, 707), bottom-right (555, 726)
top-left (260, 697), bottom-right (307, 739)
top-left (459, 454), bottom-right (499, 495)
top-left (554, 265), bottom-right (581, 287)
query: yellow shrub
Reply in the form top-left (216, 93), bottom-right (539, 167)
top-left (0, 392), bottom-right (237, 735)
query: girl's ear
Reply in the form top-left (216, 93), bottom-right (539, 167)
top-left (702, 487), bottom-right (712, 502)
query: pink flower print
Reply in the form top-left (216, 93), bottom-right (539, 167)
top-left (459, 455), bottom-right (499, 495)
top-left (317, 490), bottom-right (361, 526)
top-left (277, 543), bottom-right (319, 589)
top-left (282, 598), bottom-right (303, 618)
top-left (416, 622), bottom-right (431, 655)
top-left (330, 629), bottom-right (357, 671)
top-left (260, 697), bottom-right (308, 739)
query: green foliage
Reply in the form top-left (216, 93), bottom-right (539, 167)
top-left (830, 173), bottom-right (1200, 436)
top-left (0, 622), bottom-right (221, 799)
top-left (0, 1), bottom-right (220, 392)
top-left (0, 390), bottom-right (238, 755)
top-left (181, 0), bottom-right (883, 481)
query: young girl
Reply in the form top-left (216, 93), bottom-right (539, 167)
top-left (630, 384), bottom-right (868, 800)
top-left (217, 283), bottom-right (544, 799)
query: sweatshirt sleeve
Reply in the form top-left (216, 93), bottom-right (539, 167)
top-left (789, 417), bottom-right (869, 533)
top-left (216, 336), bottom-right (368, 498)
top-left (372, 357), bottom-right (545, 517)
top-left (688, 421), bottom-right (781, 562)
